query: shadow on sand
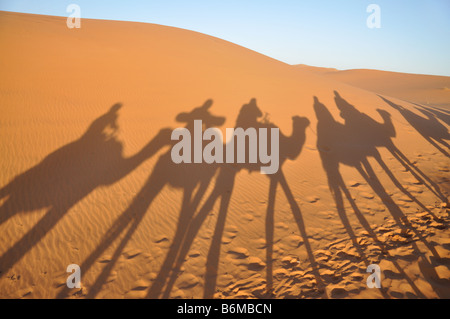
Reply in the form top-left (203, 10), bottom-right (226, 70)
top-left (2, 93), bottom-right (447, 299)
top-left (0, 103), bottom-right (172, 278)
top-left (314, 91), bottom-right (449, 298)
top-left (147, 98), bottom-right (314, 299)
top-left (380, 96), bottom-right (450, 158)
top-left (55, 99), bottom-right (226, 298)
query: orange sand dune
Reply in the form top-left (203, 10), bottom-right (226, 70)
top-left (297, 65), bottom-right (450, 110)
top-left (0, 11), bottom-right (449, 299)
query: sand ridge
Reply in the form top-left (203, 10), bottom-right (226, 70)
top-left (296, 64), bottom-right (450, 109)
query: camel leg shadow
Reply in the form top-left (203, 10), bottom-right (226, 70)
top-left (0, 205), bottom-right (69, 276)
top-left (148, 168), bottom-right (236, 299)
top-left (357, 158), bottom-right (441, 259)
top-left (146, 177), bottom-right (213, 298)
top-left (55, 172), bottom-right (166, 298)
top-left (266, 171), bottom-right (326, 297)
top-left (387, 144), bottom-right (448, 203)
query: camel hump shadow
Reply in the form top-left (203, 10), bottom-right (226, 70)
top-left (334, 91), bottom-right (396, 146)
top-left (152, 99), bottom-right (226, 190)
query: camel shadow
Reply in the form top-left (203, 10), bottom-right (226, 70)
top-left (56, 99), bottom-right (225, 298)
top-left (0, 103), bottom-right (171, 278)
top-left (315, 91), bottom-right (449, 298)
top-left (147, 99), bottom-right (262, 299)
top-left (147, 98), bottom-right (313, 299)
top-left (262, 113), bottom-right (330, 298)
top-left (412, 103), bottom-right (450, 126)
top-left (336, 92), bottom-right (447, 209)
top-left (314, 96), bottom-right (380, 254)
top-left (380, 96), bottom-right (450, 158)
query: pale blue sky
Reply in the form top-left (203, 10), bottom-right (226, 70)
top-left (1, 0), bottom-right (449, 76)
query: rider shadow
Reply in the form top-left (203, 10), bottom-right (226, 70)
top-left (0, 103), bottom-right (169, 278)
top-left (314, 96), bottom-right (381, 255)
top-left (413, 103), bottom-right (450, 126)
top-left (335, 92), bottom-right (447, 210)
top-left (147, 99), bottom-right (261, 299)
top-left (380, 96), bottom-right (450, 158)
top-left (316, 92), bottom-right (448, 298)
top-left (147, 98), bottom-right (315, 299)
top-left (56, 99), bottom-right (226, 298)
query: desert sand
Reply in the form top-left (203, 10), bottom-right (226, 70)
top-left (0, 11), bottom-right (449, 299)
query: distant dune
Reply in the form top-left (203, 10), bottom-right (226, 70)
top-left (296, 65), bottom-right (450, 109)
top-left (0, 11), bottom-right (449, 299)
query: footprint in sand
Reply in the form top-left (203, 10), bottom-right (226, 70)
top-left (317, 210), bottom-right (334, 219)
top-left (360, 192), bottom-right (375, 199)
top-left (176, 273), bottom-right (200, 289)
top-left (106, 270), bottom-right (118, 283)
top-left (246, 257), bottom-right (266, 270)
top-left (223, 226), bottom-right (239, 244)
top-left (226, 274), bottom-right (265, 293)
top-left (281, 256), bottom-right (299, 268)
top-left (143, 272), bottom-right (157, 283)
top-left (225, 225), bottom-right (239, 233)
top-left (273, 268), bottom-right (289, 280)
top-left (397, 196), bottom-right (413, 203)
top-left (253, 238), bottom-right (267, 249)
top-left (98, 256), bottom-right (113, 263)
top-left (404, 177), bottom-right (422, 185)
top-left (227, 247), bottom-right (250, 259)
top-left (131, 279), bottom-right (151, 291)
top-left (281, 235), bottom-right (304, 248)
top-left (123, 279), bottom-right (152, 298)
top-left (275, 222), bottom-right (289, 231)
top-left (348, 181), bottom-right (361, 187)
top-left (123, 249), bottom-right (142, 259)
top-left (406, 186), bottom-right (423, 193)
top-left (188, 250), bottom-right (201, 258)
top-left (305, 196), bottom-right (320, 203)
top-left (199, 228), bottom-right (213, 240)
top-left (19, 288), bottom-right (33, 298)
top-left (348, 272), bottom-right (364, 281)
top-left (329, 286), bottom-right (349, 298)
top-left (170, 289), bottom-right (185, 299)
top-left (226, 232), bottom-right (238, 239)
top-left (437, 162), bottom-right (449, 172)
top-left (222, 237), bottom-right (233, 244)
top-left (241, 213), bottom-right (254, 222)
top-left (154, 236), bottom-right (171, 248)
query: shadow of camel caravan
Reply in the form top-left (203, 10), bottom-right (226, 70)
top-left (380, 95), bottom-right (450, 158)
top-left (56, 99), bottom-right (226, 298)
top-left (314, 91), bottom-right (449, 298)
top-left (148, 98), bottom-right (312, 299)
top-left (0, 103), bottom-right (171, 277)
